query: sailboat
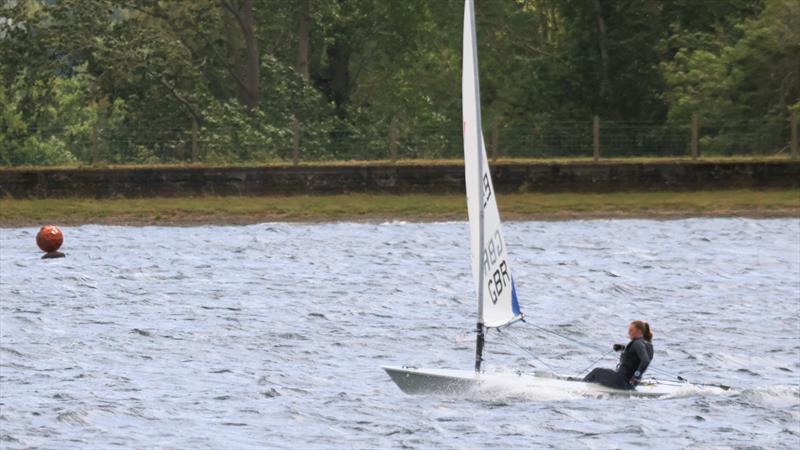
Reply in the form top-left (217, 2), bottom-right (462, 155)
top-left (382, 0), bottom-right (728, 399)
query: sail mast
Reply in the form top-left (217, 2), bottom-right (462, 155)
top-left (465, 0), bottom-right (486, 373)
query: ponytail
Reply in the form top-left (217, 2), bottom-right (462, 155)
top-left (631, 320), bottom-right (653, 342)
top-left (643, 322), bottom-right (653, 342)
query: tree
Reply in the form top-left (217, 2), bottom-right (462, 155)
top-left (664, 0), bottom-right (799, 152)
top-left (0, 0), bottom-right (789, 165)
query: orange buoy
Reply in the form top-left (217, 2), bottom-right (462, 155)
top-left (36, 225), bottom-right (64, 253)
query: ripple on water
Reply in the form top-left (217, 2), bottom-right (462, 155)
top-left (0, 219), bottom-right (798, 449)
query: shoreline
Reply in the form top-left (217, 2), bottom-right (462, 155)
top-left (1, 211), bottom-right (797, 228)
top-left (2, 190), bottom-right (798, 227)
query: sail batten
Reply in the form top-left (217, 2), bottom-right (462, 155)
top-left (462, 0), bottom-right (522, 329)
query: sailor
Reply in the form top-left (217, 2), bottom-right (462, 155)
top-left (583, 320), bottom-right (654, 390)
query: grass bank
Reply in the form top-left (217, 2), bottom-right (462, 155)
top-left (1, 190), bottom-right (797, 226)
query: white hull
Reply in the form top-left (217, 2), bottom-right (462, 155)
top-left (383, 366), bottom-right (725, 398)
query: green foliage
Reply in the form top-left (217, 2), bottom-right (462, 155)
top-left (0, 61), bottom-right (127, 165)
top-left (0, 0), bottom-right (795, 165)
top-left (664, 0), bottom-right (799, 153)
top-left (665, 0), bottom-right (799, 120)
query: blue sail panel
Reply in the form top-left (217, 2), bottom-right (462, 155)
top-left (511, 277), bottom-right (521, 316)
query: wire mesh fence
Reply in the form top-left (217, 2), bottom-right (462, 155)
top-left (2, 115), bottom-right (797, 165)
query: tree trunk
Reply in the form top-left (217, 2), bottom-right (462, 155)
top-left (293, 0), bottom-right (310, 166)
top-left (539, 3), bottom-right (549, 42)
top-left (240, 0), bottom-right (259, 109)
top-left (327, 38), bottom-right (351, 118)
top-left (221, 0), bottom-right (260, 109)
top-left (592, 0), bottom-right (617, 119)
top-left (296, 0), bottom-right (310, 81)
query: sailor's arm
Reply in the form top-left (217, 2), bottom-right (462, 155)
top-left (631, 340), bottom-right (651, 381)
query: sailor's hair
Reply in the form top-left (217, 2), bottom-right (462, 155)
top-left (631, 320), bottom-right (653, 342)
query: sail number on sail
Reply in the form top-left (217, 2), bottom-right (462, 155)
top-left (483, 230), bottom-right (509, 304)
top-left (482, 173), bottom-right (492, 208)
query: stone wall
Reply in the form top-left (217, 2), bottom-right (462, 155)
top-left (1, 161), bottom-right (798, 198)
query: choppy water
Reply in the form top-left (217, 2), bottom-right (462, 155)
top-left (1, 219), bottom-right (799, 449)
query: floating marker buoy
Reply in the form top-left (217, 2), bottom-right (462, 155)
top-left (36, 225), bottom-right (65, 258)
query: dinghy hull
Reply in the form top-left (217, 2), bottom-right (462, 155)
top-left (382, 366), bottom-right (723, 398)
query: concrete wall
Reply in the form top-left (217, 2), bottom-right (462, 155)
top-left (1, 161), bottom-right (798, 199)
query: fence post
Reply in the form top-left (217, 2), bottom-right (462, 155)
top-left (691, 113), bottom-right (699, 160)
top-left (91, 123), bottom-right (99, 164)
top-left (191, 116), bottom-right (199, 162)
top-left (491, 118), bottom-right (499, 162)
top-left (592, 116), bottom-right (600, 161)
top-left (791, 111), bottom-right (798, 160)
top-left (389, 116), bottom-right (399, 162)
top-left (292, 117), bottom-right (301, 166)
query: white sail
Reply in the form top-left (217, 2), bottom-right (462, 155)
top-left (462, 0), bottom-right (521, 328)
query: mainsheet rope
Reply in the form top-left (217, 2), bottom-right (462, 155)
top-left (517, 321), bottom-right (687, 382)
top-left (494, 328), bottom-right (555, 372)
top-left (493, 322), bottom-right (730, 389)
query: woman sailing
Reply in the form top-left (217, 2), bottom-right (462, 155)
top-left (584, 321), bottom-right (654, 390)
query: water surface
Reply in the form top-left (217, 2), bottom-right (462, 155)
top-left (1, 219), bottom-right (799, 448)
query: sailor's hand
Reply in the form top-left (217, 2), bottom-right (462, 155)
top-left (629, 377), bottom-right (639, 386)
top-left (612, 344), bottom-right (625, 351)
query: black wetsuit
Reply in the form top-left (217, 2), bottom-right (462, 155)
top-left (583, 338), bottom-right (654, 390)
